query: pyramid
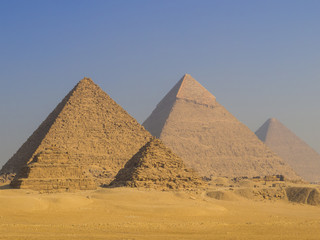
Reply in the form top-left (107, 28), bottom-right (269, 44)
top-left (256, 118), bottom-right (320, 182)
top-left (110, 138), bottom-right (204, 190)
top-left (143, 74), bottom-right (300, 180)
top-left (1, 78), bottom-right (152, 190)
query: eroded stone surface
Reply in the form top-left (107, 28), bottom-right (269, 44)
top-left (10, 148), bottom-right (97, 191)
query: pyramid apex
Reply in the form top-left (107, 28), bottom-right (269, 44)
top-left (75, 77), bottom-right (98, 90)
top-left (256, 118), bottom-right (281, 143)
top-left (79, 77), bottom-right (94, 84)
top-left (176, 74), bottom-right (216, 106)
top-left (181, 73), bottom-right (195, 82)
top-left (269, 118), bottom-right (278, 122)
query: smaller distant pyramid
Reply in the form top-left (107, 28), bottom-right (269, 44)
top-left (110, 138), bottom-right (204, 190)
top-left (10, 148), bottom-right (96, 191)
top-left (256, 118), bottom-right (320, 182)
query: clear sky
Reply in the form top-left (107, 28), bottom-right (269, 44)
top-left (1, 0), bottom-right (320, 167)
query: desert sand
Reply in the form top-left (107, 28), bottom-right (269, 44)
top-left (1, 180), bottom-right (320, 240)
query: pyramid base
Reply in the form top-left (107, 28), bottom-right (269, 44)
top-left (10, 178), bottom-right (97, 191)
top-left (112, 178), bottom-right (204, 191)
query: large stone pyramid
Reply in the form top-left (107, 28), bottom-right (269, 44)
top-left (1, 78), bottom-right (152, 190)
top-left (256, 118), bottom-right (320, 182)
top-left (143, 74), bottom-right (299, 180)
top-left (110, 138), bottom-right (204, 190)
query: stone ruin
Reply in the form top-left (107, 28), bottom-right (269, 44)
top-left (110, 138), bottom-right (204, 190)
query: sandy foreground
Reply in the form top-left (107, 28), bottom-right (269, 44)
top-left (0, 185), bottom-right (319, 240)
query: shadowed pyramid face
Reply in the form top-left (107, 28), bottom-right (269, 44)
top-left (143, 74), bottom-right (300, 180)
top-left (256, 118), bottom-right (320, 182)
top-left (1, 77), bottom-right (152, 188)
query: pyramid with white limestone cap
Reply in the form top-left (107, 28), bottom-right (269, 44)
top-left (143, 74), bottom-right (300, 180)
top-left (256, 118), bottom-right (320, 182)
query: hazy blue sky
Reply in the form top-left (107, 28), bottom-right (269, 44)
top-left (1, 0), bottom-right (320, 167)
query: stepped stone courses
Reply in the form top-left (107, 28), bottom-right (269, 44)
top-left (143, 74), bottom-right (300, 180)
top-left (1, 78), bottom-right (152, 190)
top-left (10, 148), bottom-right (96, 191)
top-left (110, 138), bottom-right (204, 190)
top-left (256, 118), bottom-right (320, 182)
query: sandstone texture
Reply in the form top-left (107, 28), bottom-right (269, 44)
top-left (1, 78), bottom-right (152, 190)
top-left (110, 138), bottom-right (204, 190)
top-left (256, 118), bottom-right (320, 182)
top-left (143, 74), bottom-right (300, 180)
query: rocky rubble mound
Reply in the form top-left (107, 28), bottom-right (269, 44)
top-left (0, 173), bottom-right (14, 184)
top-left (286, 187), bottom-right (320, 206)
top-left (110, 138), bottom-right (204, 190)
